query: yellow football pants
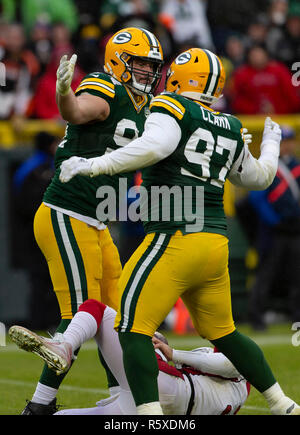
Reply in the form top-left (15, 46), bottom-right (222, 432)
top-left (34, 203), bottom-right (122, 319)
top-left (115, 231), bottom-right (235, 341)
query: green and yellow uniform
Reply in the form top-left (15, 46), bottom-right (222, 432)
top-left (35, 72), bottom-right (150, 318)
top-left (116, 92), bottom-right (245, 340)
top-left (142, 92), bottom-right (244, 236)
top-left (115, 46), bottom-right (281, 411)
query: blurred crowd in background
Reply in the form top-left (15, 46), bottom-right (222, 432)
top-left (2, 0), bottom-right (300, 332)
top-left (0, 0), bottom-right (300, 124)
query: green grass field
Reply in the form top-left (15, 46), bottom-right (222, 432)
top-left (1, 322), bottom-right (300, 415)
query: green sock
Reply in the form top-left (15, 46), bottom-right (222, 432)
top-left (118, 332), bottom-right (159, 406)
top-left (97, 348), bottom-right (119, 389)
top-left (212, 329), bottom-right (276, 392)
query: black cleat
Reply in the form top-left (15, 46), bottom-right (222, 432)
top-left (21, 399), bottom-right (59, 415)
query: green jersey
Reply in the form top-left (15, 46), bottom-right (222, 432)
top-left (44, 72), bottom-right (150, 224)
top-left (140, 92), bottom-right (245, 236)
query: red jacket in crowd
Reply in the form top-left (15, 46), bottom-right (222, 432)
top-left (30, 49), bottom-right (85, 119)
top-left (231, 61), bottom-right (300, 114)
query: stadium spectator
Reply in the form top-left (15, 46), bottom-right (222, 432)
top-left (158, 0), bottom-right (215, 51)
top-left (267, 5), bottom-right (300, 69)
top-left (74, 24), bottom-right (102, 73)
top-left (224, 34), bottom-right (246, 69)
top-left (0, 0), bottom-right (79, 35)
top-left (72, 0), bottom-right (104, 27)
top-left (230, 44), bottom-right (300, 114)
top-left (30, 52), bottom-right (84, 119)
top-left (214, 34), bottom-right (246, 112)
top-left (0, 23), bottom-right (40, 120)
top-left (206, 0), bottom-right (269, 54)
top-left (268, 0), bottom-right (289, 27)
top-left (30, 24), bottom-right (85, 119)
top-left (12, 132), bottom-right (60, 330)
top-left (244, 15), bottom-right (270, 49)
top-left (50, 22), bottom-right (75, 63)
top-left (27, 22), bottom-right (52, 77)
top-left (248, 126), bottom-right (300, 330)
top-left (99, 0), bottom-right (159, 35)
top-left (0, 18), bottom-right (8, 50)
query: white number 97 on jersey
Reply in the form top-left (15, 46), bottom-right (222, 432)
top-left (181, 127), bottom-right (237, 189)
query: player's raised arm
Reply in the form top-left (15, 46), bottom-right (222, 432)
top-left (56, 54), bottom-right (110, 125)
top-left (228, 117), bottom-right (281, 190)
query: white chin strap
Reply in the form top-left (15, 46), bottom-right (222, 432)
top-left (180, 91), bottom-right (222, 105)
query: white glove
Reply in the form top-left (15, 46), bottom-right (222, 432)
top-left (241, 128), bottom-right (252, 146)
top-left (56, 54), bottom-right (77, 96)
top-left (59, 156), bottom-right (93, 183)
top-left (261, 116), bottom-right (282, 151)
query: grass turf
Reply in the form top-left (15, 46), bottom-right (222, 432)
top-left (1, 322), bottom-right (299, 415)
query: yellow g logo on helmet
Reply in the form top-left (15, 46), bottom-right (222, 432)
top-left (166, 48), bottom-right (226, 105)
top-left (104, 27), bottom-right (164, 95)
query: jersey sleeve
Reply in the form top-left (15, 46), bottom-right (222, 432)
top-left (172, 348), bottom-right (241, 379)
top-left (227, 115), bottom-right (246, 166)
top-left (75, 72), bottom-right (116, 103)
top-left (228, 142), bottom-right (279, 190)
top-left (150, 93), bottom-right (186, 122)
top-left (89, 112), bottom-right (181, 176)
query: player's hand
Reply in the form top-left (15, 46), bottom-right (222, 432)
top-left (241, 128), bottom-right (252, 146)
top-left (262, 116), bottom-right (282, 148)
top-left (152, 336), bottom-right (173, 361)
top-left (59, 156), bottom-right (92, 183)
top-left (56, 54), bottom-right (77, 96)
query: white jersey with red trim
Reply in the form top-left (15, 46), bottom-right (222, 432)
top-left (55, 305), bottom-right (250, 415)
top-left (157, 348), bottom-right (250, 415)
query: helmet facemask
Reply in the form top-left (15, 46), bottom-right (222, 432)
top-left (104, 28), bottom-right (164, 95)
top-left (119, 52), bottom-right (163, 95)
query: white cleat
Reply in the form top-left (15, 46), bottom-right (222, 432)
top-left (289, 405), bottom-right (300, 415)
top-left (9, 326), bottom-right (72, 375)
top-left (271, 397), bottom-right (300, 415)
